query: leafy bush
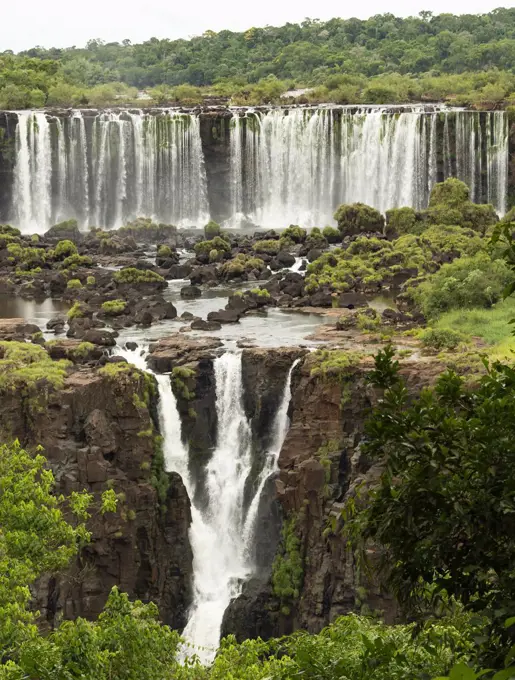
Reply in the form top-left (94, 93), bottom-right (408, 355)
top-left (67, 302), bottom-right (85, 319)
top-left (54, 239), bottom-right (78, 259)
top-left (281, 225), bottom-right (307, 243)
top-left (157, 245), bottom-right (172, 258)
top-left (194, 236), bottom-right (231, 259)
top-left (334, 202), bottom-right (385, 236)
top-left (101, 299), bottom-right (127, 315)
top-left (414, 253), bottom-right (513, 319)
top-left (252, 239), bottom-right (281, 255)
top-left (385, 207), bottom-right (420, 236)
top-left (204, 220), bottom-right (221, 239)
top-left (322, 225), bottom-right (341, 243)
top-left (86, 275), bottom-right (96, 286)
top-left (113, 268), bottom-right (165, 284)
top-left (418, 327), bottom-right (469, 350)
top-left (66, 278), bottom-right (82, 289)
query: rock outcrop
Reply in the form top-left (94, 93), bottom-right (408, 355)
top-left (0, 344), bottom-right (193, 631)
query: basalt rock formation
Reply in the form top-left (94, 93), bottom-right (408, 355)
top-left (0, 343), bottom-right (193, 631)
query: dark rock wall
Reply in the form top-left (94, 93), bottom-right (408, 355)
top-left (0, 112), bottom-right (17, 222)
top-left (0, 365), bottom-right (193, 631)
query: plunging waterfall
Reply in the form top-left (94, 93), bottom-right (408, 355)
top-left (227, 107), bottom-right (509, 226)
top-left (4, 106), bottom-right (510, 233)
top-left (11, 110), bottom-right (209, 231)
top-left (115, 345), bottom-right (299, 661)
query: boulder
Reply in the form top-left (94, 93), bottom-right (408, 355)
top-left (180, 285), bottom-right (202, 299)
top-left (82, 329), bottom-right (117, 347)
top-left (277, 251), bottom-right (296, 267)
top-left (167, 263), bottom-right (193, 280)
top-left (190, 319), bottom-right (222, 331)
top-left (207, 309), bottom-right (241, 324)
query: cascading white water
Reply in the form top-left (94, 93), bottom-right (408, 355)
top-left (114, 345), bottom-right (299, 662)
top-left (11, 109), bottom-right (209, 232)
top-left (227, 107), bottom-right (510, 227)
top-left (242, 357), bottom-right (300, 547)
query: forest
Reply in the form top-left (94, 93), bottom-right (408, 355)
top-left (2, 9), bottom-right (515, 107)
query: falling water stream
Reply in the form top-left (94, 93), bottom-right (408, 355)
top-left (114, 344), bottom-right (298, 662)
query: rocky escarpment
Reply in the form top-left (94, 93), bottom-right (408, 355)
top-left (222, 349), bottom-right (446, 641)
top-left (0, 338), bottom-right (193, 630)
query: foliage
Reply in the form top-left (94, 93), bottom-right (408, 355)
top-left (334, 202), bottom-right (385, 236)
top-left (4, 10), bottom-right (515, 106)
top-left (171, 366), bottom-right (196, 401)
top-left (413, 253), bottom-right (513, 319)
top-left (86, 275), bottom-right (96, 286)
top-left (434, 298), bottom-right (515, 348)
top-left (0, 341), bottom-right (70, 392)
top-left (345, 350), bottom-right (515, 662)
top-left (194, 236), bottom-right (230, 261)
top-left (322, 225), bottom-right (341, 243)
top-left (306, 226), bottom-right (484, 294)
top-left (156, 245), bottom-right (172, 258)
top-left (204, 220), bottom-right (221, 240)
top-left (67, 301), bottom-right (85, 319)
top-left (60, 253), bottom-right (93, 269)
top-left (101, 299), bottom-right (127, 316)
top-left (252, 239), bottom-right (281, 255)
top-left (53, 239), bottom-right (77, 259)
top-left (281, 225), bottom-right (307, 243)
top-left (113, 267), bottom-right (165, 285)
top-left (309, 348), bottom-right (363, 380)
top-left (425, 179), bottom-right (498, 234)
top-left (272, 516), bottom-right (304, 614)
top-left (419, 327), bottom-right (470, 350)
top-left (385, 207), bottom-right (420, 237)
top-left (66, 278), bottom-right (82, 289)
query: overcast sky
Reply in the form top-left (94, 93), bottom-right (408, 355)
top-left (1, 0), bottom-right (512, 53)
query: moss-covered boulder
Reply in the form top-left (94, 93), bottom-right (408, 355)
top-left (334, 202), bottom-right (385, 236)
top-left (385, 207), bottom-right (420, 238)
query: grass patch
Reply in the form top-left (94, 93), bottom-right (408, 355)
top-left (435, 297), bottom-right (515, 346)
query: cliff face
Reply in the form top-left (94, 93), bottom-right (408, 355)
top-left (0, 356), bottom-right (193, 630)
top-left (223, 351), bottom-right (445, 641)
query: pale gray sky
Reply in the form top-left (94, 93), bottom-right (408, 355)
top-left (2, 0), bottom-right (512, 52)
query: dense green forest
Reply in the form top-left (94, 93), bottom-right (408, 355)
top-left (2, 9), bottom-right (515, 107)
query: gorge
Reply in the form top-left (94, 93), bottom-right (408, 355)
top-left (0, 106), bottom-right (511, 232)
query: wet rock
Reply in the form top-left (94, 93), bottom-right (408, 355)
top-left (167, 263), bottom-right (193, 280)
top-left (135, 310), bottom-right (153, 326)
top-left (0, 318), bottom-right (41, 341)
top-left (207, 309), bottom-right (241, 324)
top-left (125, 341), bottom-right (138, 351)
top-left (82, 329), bottom-right (117, 346)
top-left (180, 311), bottom-right (195, 320)
top-left (277, 251), bottom-right (296, 268)
top-left (190, 319), bottom-right (222, 331)
top-left (47, 315), bottom-right (67, 332)
top-left (338, 292), bottom-right (369, 309)
top-left (148, 334), bottom-right (222, 372)
top-left (190, 265), bottom-right (217, 286)
top-left (180, 285), bottom-right (202, 299)
top-left (308, 290), bottom-right (333, 307)
top-left (46, 338), bottom-right (104, 363)
top-left (307, 248), bottom-right (322, 262)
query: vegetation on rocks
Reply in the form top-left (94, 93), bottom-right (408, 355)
top-left (113, 267), bottom-right (165, 284)
top-left (101, 299), bottom-right (128, 316)
top-left (334, 202), bottom-right (385, 236)
top-left (0, 341), bottom-right (70, 392)
top-left (252, 239), bottom-right (282, 255)
top-left (272, 515), bottom-right (304, 615)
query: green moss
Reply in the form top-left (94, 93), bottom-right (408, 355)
top-left (385, 207), bottom-right (420, 237)
top-left (250, 287), bottom-right (270, 298)
top-left (0, 341), bottom-right (71, 395)
top-left (151, 435), bottom-right (169, 506)
top-left (252, 239), bottom-right (281, 255)
top-left (70, 342), bottom-right (96, 360)
top-left (86, 275), bottom-right (96, 286)
top-left (101, 299), bottom-right (127, 315)
top-left (67, 302), bottom-right (85, 319)
top-left (272, 516), bottom-right (304, 609)
top-left (194, 236), bottom-right (230, 257)
top-left (7, 243), bottom-right (46, 269)
top-left (171, 366), bottom-right (196, 401)
top-left (309, 349), bottom-right (363, 380)
top-left (66, 278), bottom-right (82, 289)
top-left (322, 226), bottom-right (341, 243)
top-left (98, 362), bottom-right (133, 378)
top-left (113, 267), bottom-right (165, 284)
top-left (60, 254), bottom-right (93, 270)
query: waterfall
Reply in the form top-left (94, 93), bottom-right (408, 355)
top-left (242, 357), bottom-right (300, 548)
top-left (182, 352), bottom-right (254, 660)
top-left (10, 109), bottom-right (209, 232)
top-left (227, 107), bottom-right (510, 227)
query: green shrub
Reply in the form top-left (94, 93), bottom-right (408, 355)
top-left (66, 278), bottom-right (82, 289)
top-left (334, 202), bottom-right (384, 236)
top-left (157, 245), bottom-right (172, 258)
top-left (113, 268), bottom-right (165, 284)
top-left (419, 327), bottom-right (469, 350)
top-left (272, 516), bottom-right (304, 605)
top-left (282, 225), bottom-right (307, 243)
top-left (385, 207), bottom-right (420, 236)
top-left (204, 220), bottom-right (221, 239)
top-left (54, 240), bottom-right (78, 259)
top-left (322, 226), bottom-right (341, 243)
top-left (67, 302), bottom-right (85, 319)
top-left (86, 275), bottom-right (95, 286)
top-left (252, 239), bottom-right (281, 255)
top-left (194, 236), bottom-right (231, 258)
top-left (101, 299), bottom-right (127, 315)
top-left (429, 177), bottom-right (470, 208)
top-left (414, 253), bottom-right (513, 319)
top-left (0, 341), bottom-right (70, 392)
